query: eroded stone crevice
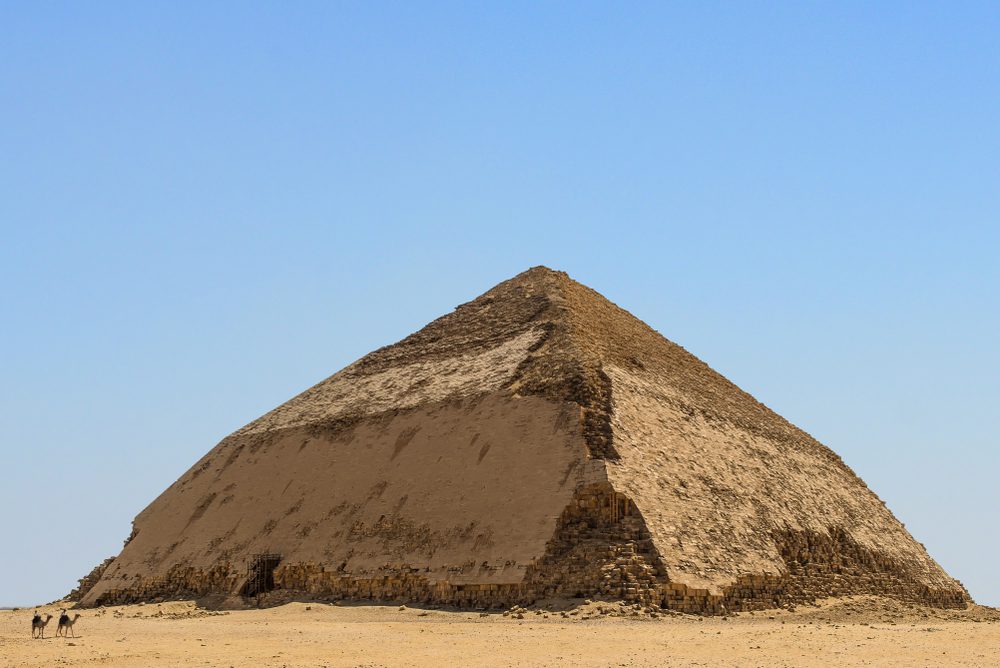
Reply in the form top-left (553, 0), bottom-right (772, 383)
top-left (523, 483), bottom-right (662, 604)
top-left (769, 528), bottom-right (969, 608)
top-left (571, 368), bottom-right (617, 460)
top-left (654, 528), bottom-right (970, 614)
top-left (89, 562), bottom-right (237, 607)
top-left (66, 557), bottom-right (116, 603)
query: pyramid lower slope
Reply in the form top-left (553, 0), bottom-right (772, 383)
top-left (79, 267), bottom-right (968, 612)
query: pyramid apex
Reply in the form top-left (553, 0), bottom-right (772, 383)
top-left (507, 264), bottom-right (568, 284)
top-left (478, 265), bottom-right (578, 301)
top-left (521, 264), bottom-right (562, 275)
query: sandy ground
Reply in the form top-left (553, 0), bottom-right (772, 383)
top-left (2, 597), bottom-right (998, 667)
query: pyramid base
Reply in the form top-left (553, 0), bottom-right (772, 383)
top-left (82, 485), bottom-right (968, 614)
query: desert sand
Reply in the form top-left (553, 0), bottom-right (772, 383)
top-left (3, 597), bottom-right (997, 668)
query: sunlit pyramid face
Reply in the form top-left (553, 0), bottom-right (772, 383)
top-left (76, 267), bottom-right (968, 613)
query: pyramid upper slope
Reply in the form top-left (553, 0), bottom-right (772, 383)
top-left (237, 266), bottom-right (841, 468)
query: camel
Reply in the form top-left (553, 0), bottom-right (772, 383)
top-left (31, 612), bottom-right (53, 638)
top-left (56, 611), bottom-right (81, 638)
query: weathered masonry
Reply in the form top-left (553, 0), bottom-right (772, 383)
top-left (77, 267), bottom-right (970, 613)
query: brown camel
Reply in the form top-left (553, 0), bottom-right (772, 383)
top-left (31, 612), bottom-right (53, 639)
top-left (57, 611), bottom-right (81, 638)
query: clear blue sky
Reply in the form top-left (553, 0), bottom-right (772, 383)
top-left (1, 2), bottom-right (997, 608)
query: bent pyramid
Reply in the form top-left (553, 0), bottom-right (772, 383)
top-left (80, 267), bottom-right (968, 612)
